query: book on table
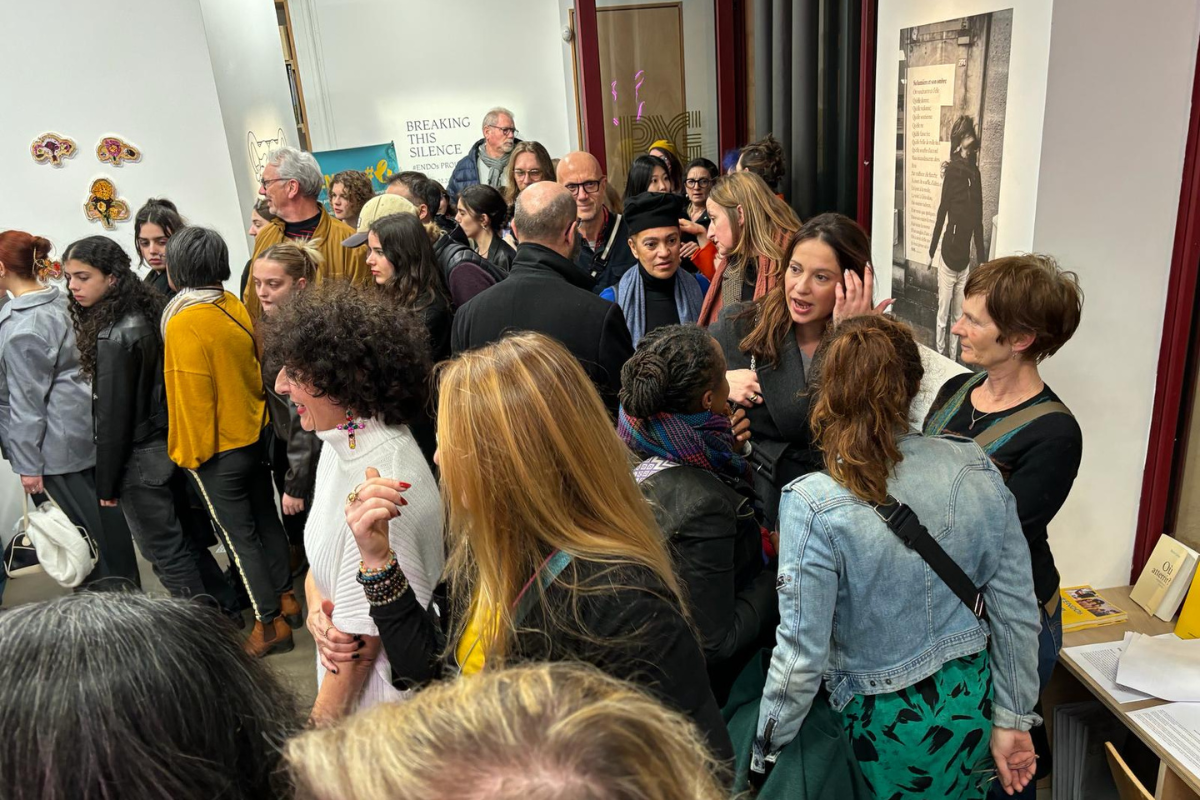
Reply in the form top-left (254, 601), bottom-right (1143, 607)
top-left (1061, 586), bottom-right (1129, 633)
top-left (1174, 565), bottom-right (1200, 638)
top-left (1130, 534), bottom-right (1200, 621)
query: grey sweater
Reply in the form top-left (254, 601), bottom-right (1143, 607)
top-left (0, 287), bottom-right (95, 476)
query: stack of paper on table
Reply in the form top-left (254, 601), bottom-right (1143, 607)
top-left (1052, 701), bottom-right (1126, 800)
top-left (1115, 633), bottom-right (1200, 701)
top-left (1127, 703), bottom-right (1200, 781)
top-left (1062, 634), bottom-right (1162, 705)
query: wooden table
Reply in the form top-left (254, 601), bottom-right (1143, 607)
top-left (1055, 585), bottom-right (1200, 799)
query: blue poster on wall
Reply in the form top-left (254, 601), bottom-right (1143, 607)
top-left (312, 142), bottom-right (398, 211)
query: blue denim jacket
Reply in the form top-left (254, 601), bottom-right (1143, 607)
top-left (753, 434), bottom-right (1041, 771)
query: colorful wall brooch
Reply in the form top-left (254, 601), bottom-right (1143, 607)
top-left (31, 133), bottom-right (78, 166)
top-left (84, 178), bottom-right (131, 230)
top-left (96, 135), bottom-right (141, 166)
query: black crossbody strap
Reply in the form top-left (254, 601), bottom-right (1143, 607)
top-left (874, 497), bottom-right (987, 621)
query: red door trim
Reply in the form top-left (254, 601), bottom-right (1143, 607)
top-left (715, 0), bottom-right (738, 156)
top-left (1133, 33), bottom-right (1200, 580)
top-left (856, 0), bottom-right (877, 232)
top-left (575, 0), bottom-right (607, 173)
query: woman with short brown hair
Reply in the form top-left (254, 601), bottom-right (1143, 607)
top-left (756, 314), bottom-right (1043, 798)
top-left (924, 253), bottom-right (1084, 800)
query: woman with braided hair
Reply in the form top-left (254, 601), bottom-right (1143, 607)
top-left (618, 323), bottom-right (774, 703)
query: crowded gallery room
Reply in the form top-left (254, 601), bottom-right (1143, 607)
top-left (5, 0), bottom-right (1200, 797)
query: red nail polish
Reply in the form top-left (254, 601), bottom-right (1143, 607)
top-left (397, 481), bottom-right (411, 489)
top-left (398, 497), bottom-right (408, 506)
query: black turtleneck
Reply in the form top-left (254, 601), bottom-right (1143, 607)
top-left (284, 209), bottom-right (323, 240)
top-left (641, 265), bottom-right (680, 335)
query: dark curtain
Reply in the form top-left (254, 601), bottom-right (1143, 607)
top-left (752, 0), bottom-right (861, 220)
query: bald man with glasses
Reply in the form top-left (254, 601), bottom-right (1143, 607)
top-left (557, 151), bottom-right (637, 294)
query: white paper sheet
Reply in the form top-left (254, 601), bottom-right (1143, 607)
top-left (1063, 637), bottom-right (1155, 704)
top-left (1128, 703), bottom-right (1200, 776)
top-left (1116, 632), bottom-right (1200, 702)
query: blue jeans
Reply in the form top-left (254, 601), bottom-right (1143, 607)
top-left (991, 599), bottom-right (1061, 799)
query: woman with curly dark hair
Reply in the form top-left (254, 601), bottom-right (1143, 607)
top-left (329, 170), bottom-right (375, 230)
top-left (262, 280), bottom-right (444, 724)
top-left (64, 236), bottom-right (235, 611)
top-left (367, 212), bottom-right (453, 360)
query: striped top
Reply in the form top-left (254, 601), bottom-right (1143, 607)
top-left (307, 418), bottom-right (444, 710)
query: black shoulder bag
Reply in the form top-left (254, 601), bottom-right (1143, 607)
top-left (873, 497), bottom-right (988, 623)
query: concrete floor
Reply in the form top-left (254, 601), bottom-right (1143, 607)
top-left (0, 548), bottom-right (319, 710)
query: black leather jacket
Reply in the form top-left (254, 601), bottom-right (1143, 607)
top-left (262, 359), bottom-right (321, 500)
top-left (640, 464), bottom-right (778, 702)
top-left (93, 313), bottom-right (170, 499)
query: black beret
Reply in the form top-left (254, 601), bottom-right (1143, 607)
top-left (624, 192), bottom-right (685, 236)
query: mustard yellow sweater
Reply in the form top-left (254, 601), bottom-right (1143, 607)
top-left (164, 294), bottom-right (267, 469)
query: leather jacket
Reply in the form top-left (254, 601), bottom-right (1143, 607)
top-left (262, 359), bottom-right (321, 499)
top-left (93, 312), bottom-right (170, 499)
top-left (639, 462), bottom-right (778, 702)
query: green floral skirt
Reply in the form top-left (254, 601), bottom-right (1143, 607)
top-left (840, 650), bottom-right (994, 800)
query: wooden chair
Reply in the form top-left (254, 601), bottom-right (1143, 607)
top-left (1106, 741), bottom-right (1153, 800)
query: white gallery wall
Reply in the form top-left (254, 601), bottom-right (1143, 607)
top-left (199, 0), bottom-right (299, 255)
top-left (287, 0), bottom-right (573, 186)
top-left (0, 0), bottom-right (290, 540)
top-left (0, 0), bottom-right (252, 272)
top-left (1032, 0), bottom-right (1200, 589)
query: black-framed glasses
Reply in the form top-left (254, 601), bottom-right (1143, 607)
top-left (259, 176), bottom-right (289, 189)
top-left (488, 125), bottom-right (519, 137)
top-left (685, 178), bottom-right (713, 189)
top-left (564, 180), bottom-right (602, 196)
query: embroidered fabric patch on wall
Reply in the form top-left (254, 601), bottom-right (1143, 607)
top-left (96, 136), bottom-right (141, 166)
top-left (31, 133), bottom-right (78, 166)
top-left (84, 178), bottom-right (131, 230)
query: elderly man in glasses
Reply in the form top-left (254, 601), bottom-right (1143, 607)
top-left (447, 107), bottom-right (522, 201)
top-left (556, 151), bottom-right (637, 294)
top-left (244, 146), bottom-right (370, 319)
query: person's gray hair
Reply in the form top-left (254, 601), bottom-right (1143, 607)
top-left (514, 189), bottom-right (577, 244)
top-left (0, 593), bottom-right (299, 800)
top-left (266, 146), bottom-right (325, 198)
top-left (483, 107), bottom-right (516, 131)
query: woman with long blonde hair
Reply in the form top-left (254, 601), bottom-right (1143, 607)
top-left (316, 332), bottom-right (732, 763)
top-left (287, 662), bottom-right (728, 800)
top-left (697, 171), bottom-right (801, 326)
top-left (753, 315), bottom-right (1042, 799)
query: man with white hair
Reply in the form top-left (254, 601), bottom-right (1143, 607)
top-left (446, 107), bottom-right (520, 201)
top-left (243, 146), bottom-right (369, 319)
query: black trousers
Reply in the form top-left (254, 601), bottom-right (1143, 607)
top-left (119, 440), bottom-right (235, 611)
top-left (269, 436), bottom-right (308, 549)
top-left (187, 436), bottom-right (291, 621)
top-left (43, 468), bottom-right (141, 590)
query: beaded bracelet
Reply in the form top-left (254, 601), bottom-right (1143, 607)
top-left (359, 550), bottom-right (398, 579)
top-left (359, 570), bottom-right (410, 607)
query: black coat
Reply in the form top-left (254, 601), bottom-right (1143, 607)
top-left (929, 156), bottom-right (985, 271)
top-left (573, 208), bottom-right (637, 293)
top-left (641, 464), bottom-right (777, 703)
top-left (709, 302), bottom-right (822, 529)
top-left (484, 235), bottom-right (517, 277)
top-left (143, 268), bottom-right (174, 299)
top-left (451, 242), bottom-right (633, 412)
top-left (368, 557), bottom-right (734, 766)
top-left (93, 313), bottom-right (170, 499)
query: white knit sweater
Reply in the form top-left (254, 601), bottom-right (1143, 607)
top-left (307, 418), bottom-right (444, 710)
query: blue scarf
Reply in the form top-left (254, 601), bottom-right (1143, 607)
top-left (618, 408), bottom-right (751, 486)
top-left (615, 266), bottom-right (705, 346)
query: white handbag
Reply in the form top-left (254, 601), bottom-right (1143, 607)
top-left (20, 491), bottom-right (98, 588)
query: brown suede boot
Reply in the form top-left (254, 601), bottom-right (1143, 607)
top-left (243, 617), bottom-right (294, 658)
top-left (280, 590), bottom-right (303, 630)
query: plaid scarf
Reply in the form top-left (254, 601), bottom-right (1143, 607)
top-left (618, 408), bottom-right (751, 486)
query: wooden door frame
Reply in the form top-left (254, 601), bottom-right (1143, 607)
top-left (1134, 32), bottom-right (1200, 580)
top-left (574, 0), bottom-right (607, 172)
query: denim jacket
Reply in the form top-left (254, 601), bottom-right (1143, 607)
top-left (753, 434), bottom-right (1041, 771)
top-left (0, 287), bottom-right (95, 476)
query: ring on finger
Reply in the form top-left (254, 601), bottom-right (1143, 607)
top-left (323, 625), bottom-right (333, 639)
top-left (748, 392), bottom-right (759, 402)
top-left (346, 483), bottom-right (364, 504)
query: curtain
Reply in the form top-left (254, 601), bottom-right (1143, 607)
top-left (752, 0), bottom-right (861, 220)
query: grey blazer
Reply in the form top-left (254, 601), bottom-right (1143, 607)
top-left (0, 287), bottom-right (95, 476)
